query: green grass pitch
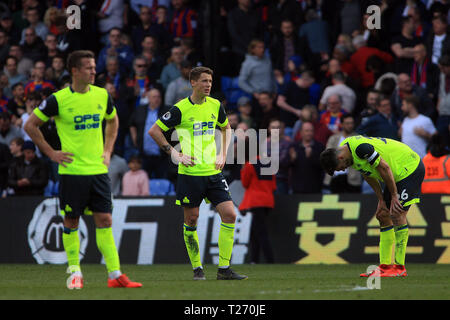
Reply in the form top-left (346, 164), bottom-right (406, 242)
top-left (0, 264), bottom-right (449, 300)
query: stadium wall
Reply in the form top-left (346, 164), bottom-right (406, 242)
top-left (0, 195), bottom-right (449, 264)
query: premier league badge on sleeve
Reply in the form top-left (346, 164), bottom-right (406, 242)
top-left (38, 99), bottom-right (47, 110)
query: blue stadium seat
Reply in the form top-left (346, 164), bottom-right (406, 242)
top-left (221, 76), bottom-right (251, 110)
top-left (52, 181), bottom-right (59, 196)
top-left (149, 179), bottom-right (175, 196)
top-left (44, 180), bottom-right (54, 197)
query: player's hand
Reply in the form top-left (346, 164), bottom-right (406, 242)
top-left (102, 151), bottom-right (111, 167)
top-left (376, 200), bottom-right (388, 212)
top-left (50, 150), bottom-right (74, 167)
top-left (173, 151), bottom-right (196, 167)
top-left (390, 196), bottom-right (404, 216)
top-left (215, 154), bottom-right (226, 171)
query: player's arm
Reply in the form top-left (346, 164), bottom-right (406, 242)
top-left (103, 94), bottom-right (119, 167)
top-left (148, 107), bottom-right (195, 166)
top-left (355, 142), bottom-right (401, 213)
top-left (375, 157), bottom-right (403, 214)
top-left (362, 175), bottom-right (384, 201)
top-left (103, 114), bottom-right (118, 167)
top-left (24, 96), bottom-right (74, 167)
top-left (216, 104), bottom-right (230, 170)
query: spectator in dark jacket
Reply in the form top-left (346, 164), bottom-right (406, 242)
top-left (269, 19), bottom-right (304, 74)
top-left (21, 27), bottom-right (47, 63)
top-left (357, 96), bottom-right (399, 141)
top-left (8, 141), bottom-right (48, 196)
top-left (227, 0), bottom-right (263, 59)
top-left (266, 0), bottom-right (303, 31)
top-left (410, 43), bottom-right (440, 103)
top-left (266, 118), bottom-right (293, 194)
top-left (425, 14), bottom-right (450, 66)
top-left (390, 73), bottom-right (436, 120)
top-left (0, 142), bottom-right (12, 196)
top-left (129, 88), bottom-right (169, 178)
top-left (96, 28), bottom-right (135, 76)
top-left (287, 121), bottom-right (324, 193)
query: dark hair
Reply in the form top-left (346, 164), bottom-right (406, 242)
top-left (66, 50), bottom-right (95, 75)
top-left (428, 133), bottom-right (449, 157)
top-left (403, 95), bottom-right (420, 110)
top-left (109, 27), bottom-right (122, 35)
top-left (379, 78), bottom-right (397, 96)
top-left (26, 90), bottom-right (42, 101)
top-left (258, 91), bottom-right (273, 99)
top-left (129, 155), bottom-right (142, 164)
top-left (52, 54), bottom-right (65, 62)
top-left (11, 82), bottom-right (24, 91)
top-left (401, 16), bottom-right (412, 28)
top-left (189, 66), bottom-right (213, 82)
top-left (432, 14), bottom-right (447, 25)
top-left (340, 113), bottom-right (354, 122)
top-left (332, 71), bottom-right (346, 82)
top-left (11, 137), bottom-right (24, 147)
top-left (320, 148), bottom-right (339, 176)
top-left (6, 55), bottom-right (18, 65)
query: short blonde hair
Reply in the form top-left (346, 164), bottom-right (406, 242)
top-left (247, 39), bottom-right (264, 55)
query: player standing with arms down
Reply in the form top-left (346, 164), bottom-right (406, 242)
top-left (319, 135), bottom-right (425, 277)
top-left (24, 50), bottom-right (142, 289)
top-left (149, 66), bottom-right (247, 280)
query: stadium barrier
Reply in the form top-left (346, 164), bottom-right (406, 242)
top-left (0, 194), bottom-right (449, 264)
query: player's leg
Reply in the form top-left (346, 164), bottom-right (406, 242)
top-left (183, 206), bottom-right (205, 280)
top-left (207, 174), bottom-right (247, 279)
top-left (391, 208), bottom-right (409, 269)
top-left (176, 174), bottom-right (206, 279)
top-left (215, 200), bottom-right (237, 268)
top-left (63, 216), bottom-right (81, 273)
top-left (90, 174), bottom-right (142, 287)
top-left (391, 160), bottom-right (425, 276)
top-left (63, 215), bottom-right (83, 289)
top-left (360, 192), bottom-right (395, 277)
top-left (376, 195), bottom-right (395, 267)
top-left (214, 200), bottom-right (247, 280)
top-left (93, 213), bottom-right (120, 277)
top-left (59, 175), bottom-right (88, 288)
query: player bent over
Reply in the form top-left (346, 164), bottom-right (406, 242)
top-left (24, 50), bottom-right (141, 289)
top-left (149, 66), bottom-right (247, 280)
top-left (320, 135), bottom-right (425, 277)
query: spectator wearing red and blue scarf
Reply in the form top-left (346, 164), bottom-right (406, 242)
top-left (410, 43), bottom-right (440, 102)
top-left (170, 0), bottom-right (197, 39)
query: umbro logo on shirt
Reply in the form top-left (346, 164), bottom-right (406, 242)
top-left (97, 104), bottom-right (103, 111)
top-left (211, 114), bottom-right (216, 120)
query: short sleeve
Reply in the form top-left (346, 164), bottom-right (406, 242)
top-left (355, 143), bottom-right (380, 166)
top-left (104, 93), bottom-right (117, 120)
top-left (425, 118), bottom-right (437, 134)
top-left (217, 104), bottom-right (228, 128)
top-left (33, 95), bottom-right (58, 122)
top-left (155, 106), bottom-right (182, 131)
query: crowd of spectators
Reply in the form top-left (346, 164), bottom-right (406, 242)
top-left (0, 0), bottom-right (449, 199)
